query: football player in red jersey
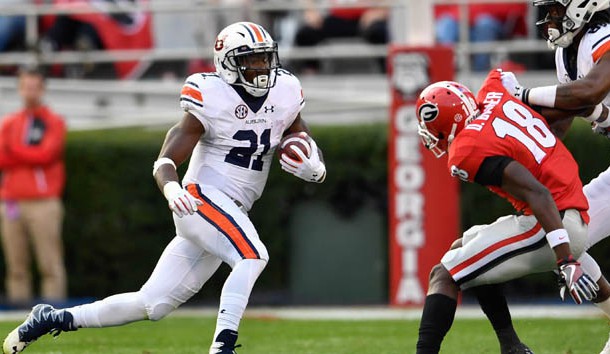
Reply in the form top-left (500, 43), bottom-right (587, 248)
top-left (414, 70), bottom-right (610, 354)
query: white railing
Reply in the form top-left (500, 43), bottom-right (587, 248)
top-left (0, 0), bottom-right (545, 73)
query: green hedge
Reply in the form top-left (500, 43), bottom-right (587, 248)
top-left (4, 120), bottom-right (608, 302)
top-left (59, 123), bottom-right (389, 302)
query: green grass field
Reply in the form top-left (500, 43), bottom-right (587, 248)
top-left (0, 315), bottom-right (607, 354)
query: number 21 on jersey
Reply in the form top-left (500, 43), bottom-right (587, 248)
top-left (491, 100), bottom-right (556, 163)
top-left (225, 129), bottom-right (271, 171)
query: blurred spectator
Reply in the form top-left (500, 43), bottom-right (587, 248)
top-left (0, 0), bottom-right (28, 53)
top-left (183, 0), bottom-right (251, 77)
top-left (293, 0), bottom-right (389, 74)
top-left (40, 0), bottom-right (153, 79)
top-left (0, 66), bottom-right (67, 308)
top-left (434, 3), bottom-right (528, 71)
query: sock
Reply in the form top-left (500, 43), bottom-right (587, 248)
top-left (213, 259), bottom-right (266, 340)
top-left (67, 292), bottom-right (148, 328)
top-left (214, 293), bottom-right (248, 338)
top-left (416, 293), bottom-right (457, 354)
top-left (474, 284), bottom-right (521, 348)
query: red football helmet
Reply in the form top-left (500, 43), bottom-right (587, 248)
top-left (415, 81), bottom-right (479, 158)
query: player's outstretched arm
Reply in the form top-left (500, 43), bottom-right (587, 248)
top-left (152, 112), bottom-right (205, 217)
top-left (505, 53), bottom-right (610, 110)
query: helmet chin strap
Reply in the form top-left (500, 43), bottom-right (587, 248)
top-left (447, 123), bottom-right (458, 147)
top-left (253, 75), bottom-right (269, 88)
top-left (547, 27), bottom-right (582, 49)
top-left (241, 74), bottom-right (270, 97)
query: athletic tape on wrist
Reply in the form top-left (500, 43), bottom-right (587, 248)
top-left (597, 105), bottom-right (610, 128)
top-left (546, 228), bottom-right (570, 248)
top-left (152, 157), bottom-right (177, 176)
top-left (583, 104), bottom-right (604, 123)
top-left (527, 85), bottom-right (557, 108)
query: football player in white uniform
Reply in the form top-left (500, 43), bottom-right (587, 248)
top-left (2, 22), bottom-right (326, 354)
top-left (475, 1), bottom-right (610, 353)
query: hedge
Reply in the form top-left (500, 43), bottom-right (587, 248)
top-left (59, 123), bottom-right (388, 303)
top-left (2, 120), bottom-right (608, 303)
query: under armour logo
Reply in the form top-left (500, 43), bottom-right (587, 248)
top-left (264, 105), bottom-right (275, 113)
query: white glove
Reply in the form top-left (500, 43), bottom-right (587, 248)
top-left (501, 71), bottom-right (527, 101)
top-left (280, 139), bottom-right (326, 183)
top-left (163, 181), bottom-right (202, 217)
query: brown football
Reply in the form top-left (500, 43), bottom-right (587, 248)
top-left (278, 132), bottom-right (312, 163)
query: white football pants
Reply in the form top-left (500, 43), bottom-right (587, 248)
top-left (67, 184), bottom-right (268, 329)
top-left (442, 209), bottom-right (588, 290)
top-left (583, 166), bottom-right (610, 250)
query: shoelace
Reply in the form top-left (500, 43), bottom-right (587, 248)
top-left (49, 328), bottom-right (63, 337)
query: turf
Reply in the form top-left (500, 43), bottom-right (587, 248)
top-left (0, 315), bottom-right (607, 354)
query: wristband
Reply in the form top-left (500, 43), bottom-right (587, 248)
top-left (527, 85), bottom-right (557, 108)
top-left (557, 254), bottom-right (576, 266)
top-left (582, 104), bottom-right (604, 122)
top-left (596, 105), bottom-right (610, 128)
top-left (546, 228), bottom-right (570, 248)
top-left (153, 157), bottom-right (176, 176)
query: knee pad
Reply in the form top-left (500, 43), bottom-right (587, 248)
top-left (140, 291), bottom-right (181, 321)
top-left (146, 303), bottom-right (176, 321)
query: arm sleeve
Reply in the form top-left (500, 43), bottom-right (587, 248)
top-left (474, 155), bottom-right (514, 186)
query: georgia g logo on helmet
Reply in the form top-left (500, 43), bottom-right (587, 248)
top-left (418, 102), bottom-right (439, 122)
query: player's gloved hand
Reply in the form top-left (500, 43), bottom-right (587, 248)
top-left (557, 255), bottom-right (599, 304)
top-left (500, 71), bottom-right (528, 102)
top-left (163, 181), bottom-right (202, 217)
top-left (280, 139), bottom-right (326, 183)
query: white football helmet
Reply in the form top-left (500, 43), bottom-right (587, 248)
top-left (213, 22), bottom-right (280, 97)
top-left (534, 0), bottom-right (610, 49)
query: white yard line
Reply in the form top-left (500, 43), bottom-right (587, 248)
top-left (0, 304), bottom-right (602, 322)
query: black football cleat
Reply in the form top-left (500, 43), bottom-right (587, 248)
top-left (3, 304), bottom-right (76, 353)
top-left (209, 329), bottom-right (242, 354)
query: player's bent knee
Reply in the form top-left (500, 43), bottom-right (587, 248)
top-left (427, 263), bottom-right (453, 294)
top-left (239, 258), bottom-right (267, 274)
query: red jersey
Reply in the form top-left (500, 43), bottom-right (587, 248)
top-left (448, 70), bottom-right (589, 221)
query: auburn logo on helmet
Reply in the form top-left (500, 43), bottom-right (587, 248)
top-left (215, 34), bottom-right (227, 51)
top-left (418, 102), bottom-right (439, 122)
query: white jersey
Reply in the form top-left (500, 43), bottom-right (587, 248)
top-left (554, 22), bottom-right (610, 250)
top-left (179, 69), bottom-right (305, 211)
top-left (555, 23), bottom-right (610, 106)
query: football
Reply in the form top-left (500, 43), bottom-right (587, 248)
top-left (278, 132), bottom-right (312, 163)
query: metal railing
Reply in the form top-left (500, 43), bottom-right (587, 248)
top-left (0, 0), bottom-right (549, 75)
